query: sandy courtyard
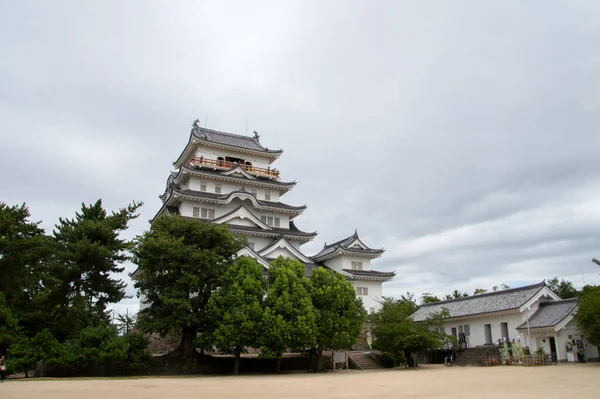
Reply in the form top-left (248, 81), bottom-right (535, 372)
top-left (2, 363), bottom-right (598, 399)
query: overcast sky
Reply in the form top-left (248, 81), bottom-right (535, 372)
top-left (2, 0), bottom-right (600, 316)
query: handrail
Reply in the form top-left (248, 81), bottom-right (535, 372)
top-left (446, 346), bottom-right (462, 365)
top-left (477, 339), bottom-right (503, 365)
top-left (190, 156), bottom-right (280, 179)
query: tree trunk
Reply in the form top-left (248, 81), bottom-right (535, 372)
top-left (314, 348), bottom-right (324, 372)
top-left (275, 357), bottom-right (282, 373)
top-left (307, 348), bottom-right (314, 372)
top-left (233, 346), bottom-right (241, 375)
top-left (404, 350), bottom-right (415, 367)
top-left (175, 328), bottom-right (198, 359)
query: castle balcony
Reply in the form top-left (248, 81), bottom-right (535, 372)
top-left (190, 156), bottom-right (281, 179)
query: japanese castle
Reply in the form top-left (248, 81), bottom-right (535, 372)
top-left (148, 120), bottom-right (394, 312)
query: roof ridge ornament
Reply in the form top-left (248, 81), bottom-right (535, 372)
top-left (192, 118), bottom-right (207, 139)
top-left (253, 130), bottom-right (260, 141)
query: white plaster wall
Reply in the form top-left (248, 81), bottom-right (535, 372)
top-left (194, 147), bottom-right (272, 169)
top-left (264, 247), bottom-right (302, 260)
top-left (323, 257), bottom-right (344, 273)
top-left (178, 199), bottom-right (290, 228)
top-left (184, 177), bottom-right (281, 201)
top-left (354, 280), bottom-right (383, 313)
top-left (139, 292), bottom-right (148, 311)
top-left (526, 320), bottom-right (600, 361)
top-left (441, 312), bottom-right (524, 347)
top-left (340, 256), bottom-right (372, 271)
top-left (248, 237), bottom-right (273, 252)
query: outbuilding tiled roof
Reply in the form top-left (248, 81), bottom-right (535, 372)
top-left (411, 282), bottom-right (546, 322)
top-left (516, 298), bottom-right (578, 330)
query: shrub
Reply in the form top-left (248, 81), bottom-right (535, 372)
top-left (380, 352), bottom-right (396, 368)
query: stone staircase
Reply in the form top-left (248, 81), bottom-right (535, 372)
top-left (349, 352), bottom-right (383, 370)
top-left (453, 346), bottom-right (495, 366)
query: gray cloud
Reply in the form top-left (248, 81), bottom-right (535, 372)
top-left (2, 0), bottom-right (600, 314)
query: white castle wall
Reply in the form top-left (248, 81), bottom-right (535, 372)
top-left (354, 280), bottom-right (383, 313)
top-left (184, 176), bottom-right (281, 202)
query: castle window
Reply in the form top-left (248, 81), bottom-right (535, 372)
top-left (261, 216), bottom-right (279, 227)
top-left (248, 242), bottom-right (255, 250)
top-left (193, 207), bottom-right (200, 217)
top-left (200, 208), bottom-right (215, 219)
top-left (251, 188), bottom-right (258, 197)
top-left (265, 191), bottom-right (271, 201)
top-left (351, 261), bottom-right (363, 270)
top-left (215, 183), bottom-right (222, 194)
top-left (200, 181), bottom-right (207, 191)
top-left (356, 287), bottom-right (368, 296)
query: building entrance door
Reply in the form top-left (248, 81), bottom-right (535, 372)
top-left (549, 337), bottom-right (557, 362)
top-left (500, 322), bottom-right (509, 341)
top-left (484, 324), bottom-right (493, 344)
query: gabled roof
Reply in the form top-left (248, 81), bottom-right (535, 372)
top-left (311, 230), bottom-right (384, 262)
top-left (341, 268), bottom-right (396, 281)
top-left (191, 125), bottom-right (282, 154)
top-left (258, 236), bottom-right (314, 264)
top-left (516, 298), bottom-right (578, 330)
top-left (411, 282), bottom-right (548, 322)
top-left (174, 122), bottom-right (282, 168)
top-left (236, 247), bottom-right (271, 269)
top-left (227, 222), bottom-right (317, 241)
top-left (170, 187), bottom-right (306, 214)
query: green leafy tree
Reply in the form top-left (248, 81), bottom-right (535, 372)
top-left (202, 257), bottom-right (266, 374)
top-left (546, 277), bottom-right (579, 299)
top-left (134, 215), bottom-right (244, 359)
top-left (0, 294), bottom-right (19, 354)
top-left (0, 203), bottom-right (54, 341)
top-left (421, 293), bottom-right (441, 304)
top-left (473, 288), bottom-right (488, 295)
top-left (309, 267), bottom-right (366, 371)
top-left (48, 200), bottom-right (141, 340)
top-left (121, 331), bottom-right (152, 373)
top-left (116, 311), bottom-right (137, 335)
top-left (443, 290), bottom-right (469, 300)
top-left (492, 283), bottom-right (510, 292)
top-left (260, 257), bottom-right (317, 372)
top-left (7, 329), bottom-right (65, 376)
top-left (370, 297), bottom-right (446, 367)
top-left (76, 325), bottom-right (128, 376)
top-left (577, 285), bottom-right (600, 347)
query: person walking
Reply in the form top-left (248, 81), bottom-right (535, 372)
top-left (0, 355), bottom-right (6, 382)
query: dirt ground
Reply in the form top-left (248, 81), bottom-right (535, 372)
top-left (2, 363), bottom-right (598, 399)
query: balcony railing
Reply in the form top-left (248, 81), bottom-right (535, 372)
top-left (190, 157), bottom-right (280, 179)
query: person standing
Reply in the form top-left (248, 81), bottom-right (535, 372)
top-left (0, 355), bottom-right (6, 382)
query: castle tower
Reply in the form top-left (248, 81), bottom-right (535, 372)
top-left (135, 120), bottom-right (394, 313)
top-left (153, 120), bottom-right (317, 267)
top-left (311, 230), bottom-right (395, 313)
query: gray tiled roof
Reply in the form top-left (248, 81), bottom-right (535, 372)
top-left (311, 230), bottom-right (384, 260)
top-left (227, 223), bottom-right (317, 238)
top-left (342, 269), bottom-right (396, 278)
top-left (172, 187), bottom-right (306, 211)
top-left (182, 165), bottom-right (296, 187)
top-left (411, 282), bottom-right (546, 322)
top-left (516, 298), bottom-right (578, 330)
top-left (191, 126), bottom-right (282, 154)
